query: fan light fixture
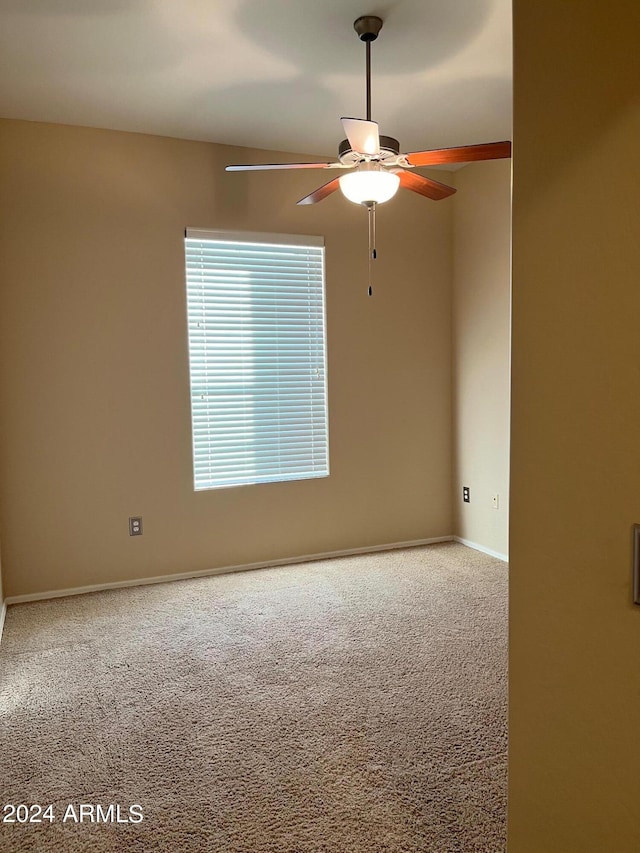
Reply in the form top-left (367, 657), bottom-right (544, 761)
top-left (224, 12), bottom-right (512, 296)
top-left (339, 164), bottom-right (400, 205)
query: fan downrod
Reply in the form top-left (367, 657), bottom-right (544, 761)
top-left (353, 15), bottom-right (383, 41)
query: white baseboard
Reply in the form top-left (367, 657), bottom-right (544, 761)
top-left (4, 536), bottom-right (455, 605)
top-left (0, 602), bottom-right (6, 645)
top-left (453, 536), bottom-right (508, 563)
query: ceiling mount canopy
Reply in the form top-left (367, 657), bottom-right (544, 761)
top-left (353, 15), bottom-right (383, 42)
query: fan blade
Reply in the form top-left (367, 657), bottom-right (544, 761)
top-left (297, 177), bottom-right (342, 206)
top-left (341, 117), bottom-right (380, 155)
top-left (406, 140), bottom-right (511, 167)
top-left (398, 170), bottom-right (456, 201)
top-left (226, 161), bottom-right (340, 172)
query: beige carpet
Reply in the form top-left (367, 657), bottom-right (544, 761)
top-left (0, 542), bottom-right (507, 852)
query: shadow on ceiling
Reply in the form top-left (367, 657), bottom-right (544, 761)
top-left (0, 0), bottom-right (135, 14)
top-left (233, 0), bottom-right (492, 75)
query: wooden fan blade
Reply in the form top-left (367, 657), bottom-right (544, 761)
top-left (341, 117), bottom-right (380, 155)
top-left (226, 162), bottom-right (339, 172)
top-left (398, 170), bottom-right (456, 201)
top-left (406, 140), bottom-right (512, 167)
top-left (297, 177), bottom-right (342, 206)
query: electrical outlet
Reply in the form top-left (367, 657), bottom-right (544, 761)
top-left (492, 494), bottom-right (500, 510)
top-left (129, 516), bottom-right (143, 536)
top-left (463, 486), bottom-right (470, 503)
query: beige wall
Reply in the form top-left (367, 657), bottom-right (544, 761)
top-left (0, 119), bottom-right (453, 598)
top-left (452, 160), bottom-right (511, 558)
top-left (510, 1), bottom-right (640, 850)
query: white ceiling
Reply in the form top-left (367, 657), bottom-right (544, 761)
top-left (0, 0), bottom-right (512, 159)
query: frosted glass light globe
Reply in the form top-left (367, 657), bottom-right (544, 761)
top-left (339, 168), bottom-right (400, 205)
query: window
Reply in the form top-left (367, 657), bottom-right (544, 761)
top-left (184, 229), bottom-right (329, 490)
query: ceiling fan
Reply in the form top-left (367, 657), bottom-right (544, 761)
top-left (226, 14), bottom-right (511, 291)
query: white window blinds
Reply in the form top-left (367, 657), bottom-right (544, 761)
top-left (185, 229), bottom-right (329, 490)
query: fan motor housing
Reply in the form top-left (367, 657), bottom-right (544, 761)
top-left (338, 135), bottom-right (400, 165)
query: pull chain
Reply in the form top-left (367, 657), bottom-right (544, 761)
top-left (367, 201), bottom-right (377, 296)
